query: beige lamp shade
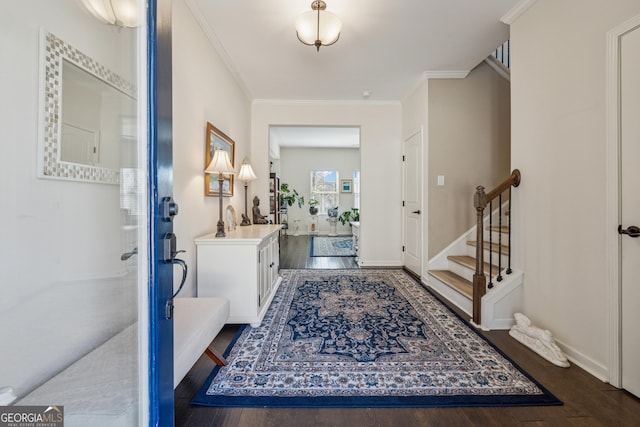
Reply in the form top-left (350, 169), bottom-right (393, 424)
top-left (205, 149), bottom-right (235, 176)
top-left (237, 163), bottom-right (257, 182)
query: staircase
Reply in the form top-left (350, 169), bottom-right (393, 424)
top-left (427, 171), bottom-right (523, 331)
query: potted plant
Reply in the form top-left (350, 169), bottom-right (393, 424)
top-left (308, 198), bottom-right (319, 215)
top-left (338, 208), bottom-right (360, 225)
top-left (279, 183), bottom-right (304, 210)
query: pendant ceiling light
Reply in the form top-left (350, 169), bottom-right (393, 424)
top-left (80, 0), bottom-right (139, 28)
top-left (295, 1), bottom-right (341, 51)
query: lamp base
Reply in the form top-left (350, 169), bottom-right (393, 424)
top-left (216, 219), bottom-right (226, 237)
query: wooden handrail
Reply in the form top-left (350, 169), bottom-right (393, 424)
top-left (471, 169), bottom-right (520, 326)
top-left (483, 169), bottom-right (521, 207)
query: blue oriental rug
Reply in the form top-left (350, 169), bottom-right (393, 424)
top-left (192, 269), bottom-right (562, 408)
top-left (310, 236), bottom-right (353, 257)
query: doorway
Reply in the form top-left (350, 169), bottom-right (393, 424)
top-left (2, 0), bottom-right (152, 423)
top-left (402, 129), bottom-right (424, 277)
top-left (269, 126), bottom-right (361, 269)
top-left (607, 14), bottom-right (640, 398)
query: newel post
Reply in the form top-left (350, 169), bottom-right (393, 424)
top-left (472, 186), bottom-right (488, 325)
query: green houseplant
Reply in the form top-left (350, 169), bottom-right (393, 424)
top-left (279, 183), bottom-right (304, 209)
top-left (338, 208), bottom-right (360, 225)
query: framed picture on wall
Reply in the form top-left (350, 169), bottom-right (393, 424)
top-left (341, 179), bottom-right (352, 193)
top-left (205, 122), bottom-right (235, 197)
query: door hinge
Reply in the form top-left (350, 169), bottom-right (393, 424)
top-left (402, 200), bottom-right (405, 207)
top-left (402, 155), bottom-right (405, 162)
top-left (402, 245), bottom-right (405, 252)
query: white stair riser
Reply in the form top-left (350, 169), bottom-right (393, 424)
top-left (448, 261), bottom-right (477, 282)
top-left (466, 245), bottom-right (509, 267)
top-left (487, 230), bottom-right (509, 242)
top-left (426, 275), bottom-right (472, 315)
top-left (448, 260), bottom-right (509, 285)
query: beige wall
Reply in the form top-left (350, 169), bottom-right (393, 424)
top-left (172, 0), bottom-right (252, 297)
top-left (428, 62), bottom-right (511, 257)
top-left (511, 0), bottom-right (640, 379)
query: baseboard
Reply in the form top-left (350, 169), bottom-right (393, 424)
top-left (554, 338), bottom-right (609, 383)
top-left (358, 260), bottom-right (403, 268)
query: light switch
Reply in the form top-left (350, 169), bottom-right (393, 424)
top-left (437, 175), bottom-right (445, 186)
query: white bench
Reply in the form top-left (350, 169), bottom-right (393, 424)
top-left (173, 297), bottom-right (229, 388)
top-left (17, 297), bottom-right (229, 426)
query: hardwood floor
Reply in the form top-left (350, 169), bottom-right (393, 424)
top-left (175, 236), bottom-right (640, 426)
top-left (279, 235), bottom-right (359, 269)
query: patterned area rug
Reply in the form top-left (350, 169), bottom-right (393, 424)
top-left (310, 236), bottom-right (353, 257)
top-left (192, 269), bottom-right (562, 408)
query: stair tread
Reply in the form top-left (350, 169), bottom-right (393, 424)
top-left (448, 255), bottom-right (499, 275)
top-left (428, 270), bottom-right (473, 298)
top-left (467, 240), bottom-right (510, 255)
top-left (486, 226), bottom-right (509, 233)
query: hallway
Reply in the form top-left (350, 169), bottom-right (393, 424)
top-left (279, 235), bottom-right (359, 269)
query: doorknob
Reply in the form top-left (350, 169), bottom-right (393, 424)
top-left (412, 210), bottom-right (421, 214)
top-left (618, 224), bottom-right (640, 238)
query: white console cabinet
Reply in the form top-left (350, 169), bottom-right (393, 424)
top-left (195, 224), bottom-right (282, 327)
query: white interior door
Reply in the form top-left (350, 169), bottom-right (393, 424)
top-left (403, 130), bottom-right (423, 276)
top-left (620, 23), bottom-right (640, 398)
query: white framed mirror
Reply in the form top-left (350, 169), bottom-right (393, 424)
top-left (37, 30), bottom-right (136, 184)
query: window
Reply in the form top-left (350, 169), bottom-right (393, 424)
top-left (310, 170), bottom-right (339, 214)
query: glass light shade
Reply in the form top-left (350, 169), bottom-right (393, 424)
top-left (80, 0), bottom-right (139, 28)
top-left (205, 150), bottom-right (235, 176)
top-left (295, 9), bottom-right (341, 47)
top-left (237, 163), bottom-right (257, 182)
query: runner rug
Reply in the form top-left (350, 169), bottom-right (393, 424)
top-left (310, 236), bottom-right (353, 257)
top-left (192, 269), bottom-right (562, 408)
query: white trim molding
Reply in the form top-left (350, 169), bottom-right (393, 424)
top-left (605, 13), bottom-right (640, 389)
top-left (485, 56), bottom-right (510, 82)
top-left (501, 0), bottom-right (538, 25)
top-left (422, 70), bottom-right (470, 80)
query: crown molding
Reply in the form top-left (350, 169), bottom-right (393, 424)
top-left (485, 56), bottom-right (510, 81)
top-left (422, 70), bottom-right (470, 79)
top-left (252, 99), bottom-right (401, 107)
top-left (184, 0), bottom-right (253, 100)
top-left (501, 0), bottom-right (538, 25)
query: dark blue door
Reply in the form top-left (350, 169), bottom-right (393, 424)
top-left (148, 0), bottom-right (175, 424)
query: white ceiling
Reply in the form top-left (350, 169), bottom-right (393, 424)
top-left (187, 0), bottom-right (520, 102)
top-left (269, 126), bottom-right (360, 158)
top-left (186, 0), bottom-right (521, 151)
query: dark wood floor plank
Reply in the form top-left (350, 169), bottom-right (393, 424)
top-left (174, 237), bottom-right (640, 427)
top-left (280, 235), bottom-right (358, 269)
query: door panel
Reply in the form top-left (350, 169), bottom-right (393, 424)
top-left (620, 24), bottom-right (640, 398)
top-left (403, 130), bottom-right (423, 276)
top-left (148, 0), bottom-right (176, 424)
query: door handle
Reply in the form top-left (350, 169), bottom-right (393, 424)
top-left (618, 224), bottom-right (640, 238)
top-left (412, 210), bottom-right (421, 214)
top-left (121, 247), bottom-right (138, 260)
